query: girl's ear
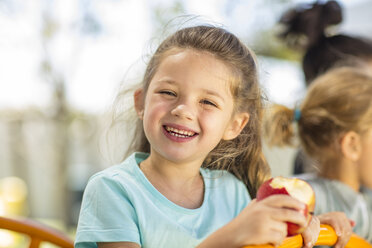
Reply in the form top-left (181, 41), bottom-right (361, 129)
top-left (223, 112), bottom-right (250, 140)
top-left (340, 131), bottom-right (362, 162)
top-left (134, 88), bottom-right (144, 120)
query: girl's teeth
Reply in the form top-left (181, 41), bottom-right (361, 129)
top-left (165, 126), bottom-right (195, 137)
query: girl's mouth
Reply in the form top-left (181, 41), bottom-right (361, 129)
top-left (163, 125), bottom-right (198, 138)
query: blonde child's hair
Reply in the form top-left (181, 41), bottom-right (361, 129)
top-left (110, 25), bottom-right (270, 198)
top-left (265, 67), bottom-right (372, 165)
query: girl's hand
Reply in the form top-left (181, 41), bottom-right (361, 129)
top-left (301, 215), bottom-right (320, 248)
top-left (317, 212), bottom-right (355, 248)
top-left (231, 195), bottom-right (308, 247)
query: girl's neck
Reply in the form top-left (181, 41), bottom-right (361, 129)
top-left (139, 152), bottom-right (205, 209)
top-left (319, 159), bottom-right (360, 192)
top-left (141, 153), bottom-right (204, 183)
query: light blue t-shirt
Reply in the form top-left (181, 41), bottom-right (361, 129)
top-left (75, 152), bottom-right (251, 248)
top-left (298, 173), bottom-right (372, 243)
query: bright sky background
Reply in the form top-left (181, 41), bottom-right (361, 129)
top-left (1, 0), bottom-right (371, 113)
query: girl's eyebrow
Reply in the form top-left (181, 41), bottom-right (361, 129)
top-left (155, 78), bottom-right (176, 85)
top-left (202, 89), bottom-right (225, 103)
top-left (155, 78), bottom-right (225, 102)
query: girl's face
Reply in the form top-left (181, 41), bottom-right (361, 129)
top-left (135, 49), bottom-right (249, 165)
top-left (358, 128), bottom-right (372, 187)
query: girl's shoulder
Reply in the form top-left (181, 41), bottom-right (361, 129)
top-left (296, 173), bottom-right (366, 213)
top-left (296, 173), bottom-right (357, 196)
top-left (86, 152), bottom-right (146, 189)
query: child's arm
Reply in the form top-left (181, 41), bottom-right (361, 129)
top-left (317, 212), bottom-right (354, 248)
top-left (197, 195), bottom-right (309, 248)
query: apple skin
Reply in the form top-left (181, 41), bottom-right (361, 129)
top-left (256, 177), bottom-right (315, 236)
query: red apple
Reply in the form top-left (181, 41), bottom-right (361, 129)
top-left (256, 176), bottom-right (315, 236)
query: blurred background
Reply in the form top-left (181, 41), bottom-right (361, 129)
top-left (1, 0), bottom-right (371, 245)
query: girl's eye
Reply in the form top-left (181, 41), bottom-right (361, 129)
top-left (159, 90), bottom-right (176, 97)
top-left (201, 99), bottom-right (217, 107)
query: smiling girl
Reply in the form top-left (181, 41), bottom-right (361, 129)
top-left (75, 25), bottom-right (351, 248)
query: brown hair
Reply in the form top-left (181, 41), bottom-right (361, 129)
top-left (111, 25), bottom-right (270, 198)
top-left (279, 0), bottom-right (372, 84)
top-left (265, 67), bottom-right (372, 165)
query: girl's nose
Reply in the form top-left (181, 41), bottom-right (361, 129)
top-left (171, 104), bottom-right (195, 120)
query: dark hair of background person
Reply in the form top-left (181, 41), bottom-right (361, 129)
top-left (277, 0), bottom-right (372, 175)
top-left (279, 0), bottom-right (372, 85)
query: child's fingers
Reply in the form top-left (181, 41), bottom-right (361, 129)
top-left (334, 223), bottom-right (352, 248)
top-left (302, 216), bottom-right (320, 248)
top-left (260, 194), bottom-right (307, 211)
top-left (236, 207), bottom-right (289, 246)
top-left (268, 220), bottom-right (288, 235)
top-left (240, 199), bottom-right (306, 246)
top-left (257, 195), bottom-right (308, 228)
top-left (266, 228), bottom-right (287, 246)
top-left (271, 207), bottom-right (307, 227)
top-left (318, 212), bottom-right (353, 248)
top-left (263, 221), bottom-right (291, 246)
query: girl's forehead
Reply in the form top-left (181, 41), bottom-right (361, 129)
top-left (163, 49), bottom-right (225, 67)
top-left (151, 49), bottom-right (236, 92)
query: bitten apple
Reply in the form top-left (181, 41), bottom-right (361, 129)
top-left (256, 176), bottom-right (315, 236)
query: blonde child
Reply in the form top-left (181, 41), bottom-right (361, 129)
top-left (278, 0), bottom-right (372, 175)
top-left (265, 67), bottom-right (372, 243)
top-left (75, 25), bottom-right (351, 248)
